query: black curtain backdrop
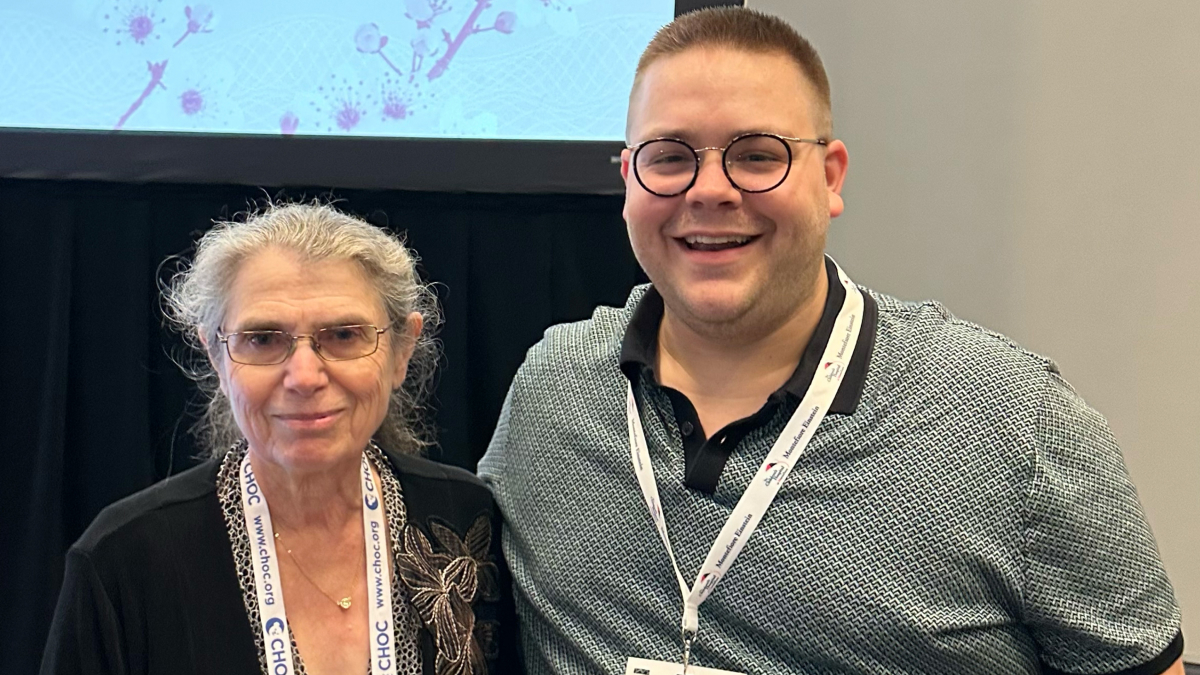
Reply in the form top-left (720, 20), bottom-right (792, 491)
top-left (0, 177), bottom-right (643, 671)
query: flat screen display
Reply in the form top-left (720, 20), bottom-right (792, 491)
top-left (0, 0), bottom-right (672, 141)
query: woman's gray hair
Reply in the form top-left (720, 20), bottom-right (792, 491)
top-left (161, 201), bottom-right (442, 458)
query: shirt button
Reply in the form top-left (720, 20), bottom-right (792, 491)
top-left (681, 421), bottom-right (694, 436)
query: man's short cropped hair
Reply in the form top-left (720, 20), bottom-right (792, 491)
top-left (632, 7), bottom-right (833, 137)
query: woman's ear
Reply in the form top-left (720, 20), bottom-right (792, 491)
top-left (198, 329), bottom-right (228, 396)
top-left (391, 312), bottom-right (424, 388)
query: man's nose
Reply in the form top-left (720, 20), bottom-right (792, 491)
top-left (687, 149), bottom-right (741, 204)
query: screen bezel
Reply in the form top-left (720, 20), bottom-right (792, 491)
top-left (0, 0), bottom-right (742, 194)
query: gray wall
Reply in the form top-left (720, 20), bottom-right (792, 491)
top-left (750, 0), bottom-right (1199, 660)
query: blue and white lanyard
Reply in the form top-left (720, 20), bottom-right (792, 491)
top-left (239, 451), bottom-right (397, 675)
top-left (628, 261), bottom-right (864, 660)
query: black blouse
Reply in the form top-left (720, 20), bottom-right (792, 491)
top-left (40, 447), bottom-right (520, 675)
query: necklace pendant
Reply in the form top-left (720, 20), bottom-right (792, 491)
top-left (337, 597), bottom-right (352, 610)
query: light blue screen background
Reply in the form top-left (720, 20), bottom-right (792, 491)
top-left (0, 0), bottom-right (671, 140)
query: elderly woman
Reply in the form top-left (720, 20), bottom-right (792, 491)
top-left (42, 203), bottom-right (514, 675)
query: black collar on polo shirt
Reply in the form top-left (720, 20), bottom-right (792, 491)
top-left (618, 256), bottom-right (878, 495)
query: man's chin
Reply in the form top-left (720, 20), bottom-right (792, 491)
top-left (667, 289), bottom-right (756, 331)
top-left (663, 277), bottom-right (818, 341)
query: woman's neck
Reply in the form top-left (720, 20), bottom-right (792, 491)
top-left (248, 448), bottom-right (364, 534)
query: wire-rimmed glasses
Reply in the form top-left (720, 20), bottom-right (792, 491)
top-left (628, 132), bottom-right (828, 197)
top-left (216, 323), bottom-right (394, 365)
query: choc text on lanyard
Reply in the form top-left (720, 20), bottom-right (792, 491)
top-left (627, 261), bottom-right (864, 671)
top-left (240, 451), bottom-right (398, 675)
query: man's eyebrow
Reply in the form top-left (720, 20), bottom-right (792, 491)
top-left (635, 128), bottom-right (694, 143)
top-left (728, 127), bottom-right (792, 138)
top-left (634, 128), bottom-right (799, 145)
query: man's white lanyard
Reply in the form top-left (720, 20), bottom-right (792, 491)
top-left (628, 262), bottom-right (864, 668)
top-left (240, 451), bottom-right (397, 675)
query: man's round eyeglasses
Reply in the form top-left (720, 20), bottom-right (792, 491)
top-left (216, 323), bottom-right (394, 366)
top-left (627, 132), bottom-right (828, 197)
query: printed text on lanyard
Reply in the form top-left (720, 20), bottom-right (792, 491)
top-left (239, 451), bottom-right (398, 675)
top-left (627, 262), bottom-right (864, 672)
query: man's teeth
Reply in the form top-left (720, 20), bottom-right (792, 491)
top-left (684, 235), bottom-right (751, 245)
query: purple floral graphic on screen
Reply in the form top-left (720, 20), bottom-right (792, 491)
top-left (492, 12), bottom-right (517, 34)
top-left (103, 0), bottom-right (166, 46)
top-left (98, 0), bottom-right (570, 136)
top-left (115, 60), bottom-right (168, 129)
top-left (356, 23), bottom-right (407, 78)
top-left (111, 0), bottom-right (218, 129)
top-left (405, 0), bottom-right (451, 29)
top-left (409, 28), bottom-right (439, 78)
top-left (179, 88), bottom-right (205, 115)
top-left (353, 0), bottom-right (521, 118)
top-left (378, 74), bottom-right (428, 122)
top-left (382, 89), bottom-right (411, 120)
top-left (173, 5), bottom-right (215, 48)
top-left (428, 0), bottom-right (514, 80)
top-left (280, 112), bottom-right (300, 135)
top-left (356, 23), bottom-right (386, 53)
top-left (336, 103), bottom-right (362, 130)
top-left (310, 75), bottom-right (377, 132)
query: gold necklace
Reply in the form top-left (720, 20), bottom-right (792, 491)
top-left (274, 531), bottom-right (356, 610)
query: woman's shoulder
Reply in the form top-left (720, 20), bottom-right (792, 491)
top-left (379, 448), bottom-right (498, 533)
top-left (70, 458), bottom-right (222, 559)
top-left (382, 447), bottom-right (488, 490)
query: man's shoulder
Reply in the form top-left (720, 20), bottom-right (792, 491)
top-left (492, 286), bottom-right (644, 443)
top-left (866, 289), bottom-right (1061, 402)
top-left (872, 289), bottom-right (1056, 366)
top-left (517, 284), bottom-right (646, 380)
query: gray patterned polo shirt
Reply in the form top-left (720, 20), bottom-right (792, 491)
top-left (478, 261), bottom-right (1182, 675)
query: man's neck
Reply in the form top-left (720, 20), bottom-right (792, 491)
top-left (655, 270), bottom-right (828, 436)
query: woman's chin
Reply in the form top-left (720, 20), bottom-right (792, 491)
top-left (251, 438), bottom-right (363, 474)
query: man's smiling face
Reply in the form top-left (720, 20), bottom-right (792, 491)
top-left (621, 46), bottom-right (847, 336)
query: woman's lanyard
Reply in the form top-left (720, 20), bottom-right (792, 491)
top-left (239, 451), bottom-right (398, 675)
top-left (627, 261), bottom-right (864, 672)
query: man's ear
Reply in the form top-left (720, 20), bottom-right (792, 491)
top-left (824, 139), bottom-right (849, 218)
top-left (198, 329), bottom-right (228, 396)
top-left (391, 312), bottom-right (424, 388)
top-left (620, 147), bottom-right (631, 184)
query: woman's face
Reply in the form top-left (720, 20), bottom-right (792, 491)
top-left (213, 248), bottom-right (420, 473)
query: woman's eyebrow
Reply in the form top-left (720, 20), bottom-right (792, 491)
top-left (227, 319), bottom-right (285, 332)
top-left (228, 315), bottom-right (378, 332)
top-left (316, 315), bottom-right (376, 328)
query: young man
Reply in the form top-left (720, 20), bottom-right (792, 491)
top-left (479, 8), bottom-right (1184, 675)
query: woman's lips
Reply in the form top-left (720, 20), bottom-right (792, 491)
top-left (275, 409), bottom-right (343, 430)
